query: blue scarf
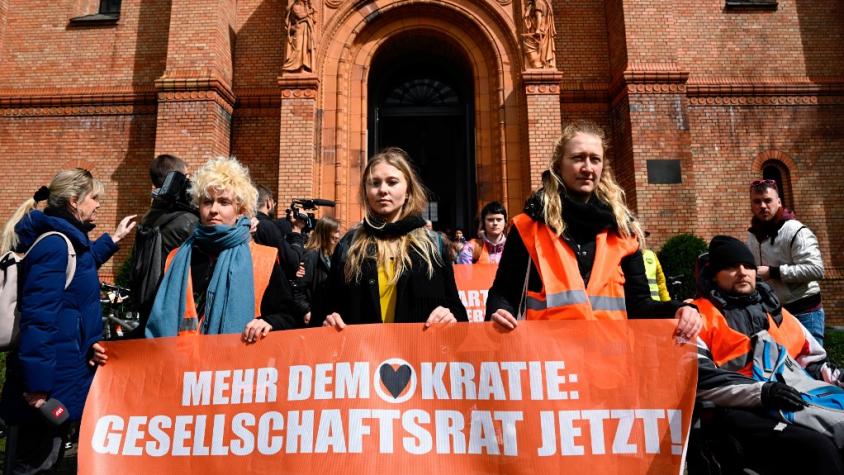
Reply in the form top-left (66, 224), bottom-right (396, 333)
top-left (146, 217), bottom-right (255, 337)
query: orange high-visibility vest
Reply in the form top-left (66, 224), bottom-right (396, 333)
top-left (164, 241), bottom-right (278, 335)
top-left (694, 296), bottom-right (807, 376)
top-left (512, 213), bottom-right (639, 320)
top-left (476, 239), bottom-right (491, 264)
top-left (695, 297), bottom-right (806, 377)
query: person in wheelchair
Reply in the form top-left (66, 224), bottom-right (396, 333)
top-left (691, 235), bottom-right (844, 474)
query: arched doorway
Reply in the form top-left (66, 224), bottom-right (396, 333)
top-left (367, 32), bottom-right (476, 233)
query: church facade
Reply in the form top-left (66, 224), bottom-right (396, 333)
top-left (1, 0), bottom-right (842, 320)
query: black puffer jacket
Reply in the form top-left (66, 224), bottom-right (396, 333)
top-left (486, 192), bottom-right (682, 319)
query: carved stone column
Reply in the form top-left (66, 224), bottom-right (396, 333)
top-left (278, 73), bottom-right (319, 207)
top-left (523, 70), bottom-right (562, 188)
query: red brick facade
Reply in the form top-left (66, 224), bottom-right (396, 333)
top-left (1, 0), bottom-right (842, 321)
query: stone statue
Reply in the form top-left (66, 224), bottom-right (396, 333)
top-left (283, 0), bottom-right (316, 73)
top-left (522, 0), bottom-right (556, 69)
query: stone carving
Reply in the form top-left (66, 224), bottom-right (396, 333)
top-left (282, 0), bottom-right (316, 73)
top-left (521, 0), bottom-right (556, 69)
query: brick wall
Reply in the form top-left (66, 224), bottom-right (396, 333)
top-left (0, 0), bottom-right (841, 318)
top-left (0, 112), bottom-right (157, 278)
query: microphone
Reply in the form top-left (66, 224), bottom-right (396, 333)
top-left (39, 398), bottom-right (70, 426)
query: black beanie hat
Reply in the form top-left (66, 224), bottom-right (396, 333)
top-left (708, 235), bottom-right (757, 274)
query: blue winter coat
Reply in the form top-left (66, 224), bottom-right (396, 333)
top-left (0, 210), bottom-right (118, 423)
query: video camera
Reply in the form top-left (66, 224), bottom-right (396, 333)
top-left (151, 170), bottom-right (193, 209)
top-left (286, 198), bottom-right (336, 233)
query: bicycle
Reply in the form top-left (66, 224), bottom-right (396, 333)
top-left (100, 283), bottom-right (140, 340)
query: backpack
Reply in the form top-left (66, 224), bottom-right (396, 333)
top-left (129, 212), bottom-right (181, 316)
top-left (0, 232), bottom-right (76, 351)
top-left (751, 330), bottom-right (844, 447)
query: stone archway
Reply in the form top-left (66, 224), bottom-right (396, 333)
top-left (367, 32), bottom-right (476, 232)
top-left (313, 0), bottom-right (525, 226)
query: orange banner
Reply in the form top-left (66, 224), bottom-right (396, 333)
top-left (80, 321), bottom-right (696, 474)
top-left (453, 263), bottom-right (498, 322)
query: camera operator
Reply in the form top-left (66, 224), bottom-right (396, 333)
top-left (128, 154), bottom-right (199, 337)
top-left (253, 185), bottom-right (307, 280)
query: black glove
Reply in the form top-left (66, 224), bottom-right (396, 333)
top-left (761, 382), bottom-right (806, 412)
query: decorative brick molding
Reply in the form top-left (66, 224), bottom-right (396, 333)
top-left (610, 63), bottom-right (690, 105)
top-left (278, 74), bottom-right (320, 97)
top-left (559, 81), bottom-right (610, 104)
top-left (155, 75), bottom-right (236, 114)
top-left (751, 150), bottom-right (797, 173)
top-left (687, 76), bottom-right (844, 105)
top-left (0, 87), bottom-right (157, 116)
top-left (233, 88), bottom-right (282, 109)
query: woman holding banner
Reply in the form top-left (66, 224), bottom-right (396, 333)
top-left (146, 157), bottom-right (299, 341)
top-left (315, 147), bottom-right (467, 328)
top-left (487, 120), bottom-right (701, 338)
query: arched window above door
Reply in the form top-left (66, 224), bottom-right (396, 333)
top-left (384, 78), bottom-right (461, 107)
top-left (760, 159), bottom-right (793, 210)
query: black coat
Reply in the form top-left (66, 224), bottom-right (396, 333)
top-left (254, 212), bottom-right (306, 279)
top-left (291, 248), bottom-right (330, 316)
top-left (312, 230), bottom-right (468, 325)
top-left (140, 201), bottom-right (199, 255)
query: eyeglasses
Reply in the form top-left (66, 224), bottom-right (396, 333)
top-left (750, 179), bottom-right (777, 191)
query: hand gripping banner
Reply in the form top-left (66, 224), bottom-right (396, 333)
top-left (80, 321), bottom-right (697, 474)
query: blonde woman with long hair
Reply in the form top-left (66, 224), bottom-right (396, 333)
top-left (486, 120), bottom-right (701, 339)
top-left (316, 148), bottom-right (467, 328)
top-left (0, 168), bottom-right (135, 472)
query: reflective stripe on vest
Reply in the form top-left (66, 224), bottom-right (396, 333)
top-left (512, 213), bottom-right (639, 320)
top-left (642, 249), bottom-right (661, 300)
top-left (164, 241), bottom-right (278, 335)
top-left (694, 296), bottom-right (807, 377)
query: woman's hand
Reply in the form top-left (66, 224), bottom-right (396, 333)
top-left (490, 308), bottom-right (518, 331)
top-left (242, 318), bottom-right (272, 344)
top-left (303, 311), bottom-right (311, 325)
top-left (323, 312), bottom-right (346, 330)
top-left (674, 305), bottom-right (702, 342)
top-left (89, 342), bottom-right (108, 366)
top-left (425, 306), bottom-right (456, 328)
top-left (112, 215), bottom-right (137, 243)
top-left (23, 392), bottom-right (48, 409)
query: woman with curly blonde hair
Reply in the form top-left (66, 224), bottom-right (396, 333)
top-left (146, 157), bottom-right (299, 340)
top-left (487, 120), bottom-right (701, 339)
top-left (315, 148), bottom-right (467, 328)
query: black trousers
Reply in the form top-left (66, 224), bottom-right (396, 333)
top-left (2, 418), bottom-right (67, 475)
top-left (715, 408), bottom-right (844, 475)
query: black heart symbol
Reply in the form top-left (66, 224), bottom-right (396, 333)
top-left (379, 363), bottom-right (412, 399)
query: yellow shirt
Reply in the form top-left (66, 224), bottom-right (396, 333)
top-left (378, 259), bottom-right (397, 323)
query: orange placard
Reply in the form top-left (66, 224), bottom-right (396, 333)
top-left (80, 321), bottom-right (696, 474)
top-left (453, 263), bottom-right (498, 322)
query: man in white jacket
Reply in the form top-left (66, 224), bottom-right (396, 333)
top-left (747, 179), bottom-right (826, 346)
